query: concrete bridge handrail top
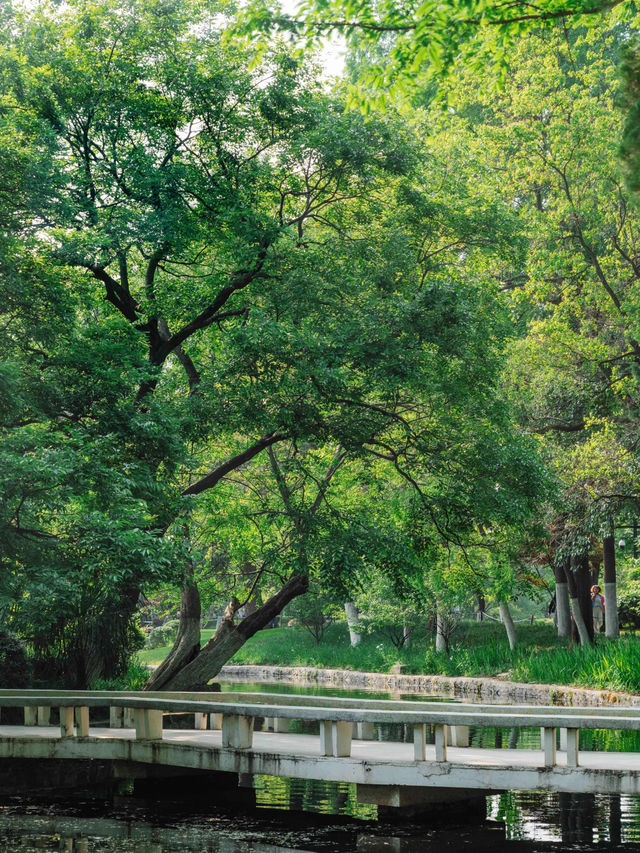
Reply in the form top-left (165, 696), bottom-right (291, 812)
top-left (2, 688), bottom-right (638, 716)
top-left (3, 690), bottom-right (640, 730)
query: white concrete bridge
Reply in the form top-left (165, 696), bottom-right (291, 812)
top-left (1, 689), bottom-right (640, 811)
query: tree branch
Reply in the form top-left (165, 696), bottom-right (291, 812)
top-left (182, 433), bottom-right (288, 496)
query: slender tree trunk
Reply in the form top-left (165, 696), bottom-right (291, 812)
top-left (576, 555), bottom-right (594, 642)
top-left (498, 602), bottom-right (518, 650)
top-left (344, 602), bottom-right (361, 647)
top-left (563, 560), bottom-right (591, 646)
top-left (149, 572), bottom-right (309, 691)
top-left (553, 561), bottom-right (571, 638)
top-left (435, 608), bottom-right (447, 653)
top-left (402, 623), bottom-right (413, 648)
top-left (477, 595), bottom-right (486, 621)
top-left (603, 530), bottom-right (619, 639)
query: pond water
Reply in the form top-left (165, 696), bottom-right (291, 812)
top-left (2, 680), bottom-right (640, 851)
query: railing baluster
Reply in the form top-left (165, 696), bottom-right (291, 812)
top-left (413, 723), bottom-right (427, 760)
top-left (448, 725), bottom-right (470, 747)
top-left (221, 714), bottom-right (253, 749)
top-left (319, 720), bottom-right (333, 755)
top-left (434, 723), bottom-right (447, 761)
top-left (60, 707), bottom-right (75, 737)
top-left (76, 706), bottom-right (89, 737)
top-left (110, 706), bottom-right (124, 728)
top-left (134, 708), bottom-right (163, 740)
top-left (565, 728), bottom-right (579, 767)
top-left (542, 726), bottom-right (557, 767)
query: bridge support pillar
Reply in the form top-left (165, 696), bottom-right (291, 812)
top-left (24, 707), bottom-right (37, 726)
top-left (209, 713), bottom-right (222, 730)
top-left (37, 706), bottom-right (51, 727)
top-left (356, 784), bottom-right (488, 822)
top-left (222, 714), bottom-right (253, 749)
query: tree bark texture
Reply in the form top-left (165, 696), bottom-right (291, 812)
top-left (151, 573), bottom-right (309, 691)
top-left (576, 555), bottom-right (594, 643)
top-left (563, 560), bottom-right (592, 646)
top-left (603, 532), bottom-right (619, 639)
top-left (498, 601), bottom-right (518, 650)
top-left (145, 581), bottom-right (202, 691)
top-left (553, 562), bottom-right (571, 638)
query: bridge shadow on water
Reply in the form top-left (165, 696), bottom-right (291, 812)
top-left (0, 761), bottom-right (639, 852)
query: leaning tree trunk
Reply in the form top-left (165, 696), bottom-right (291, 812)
top-left (148, 572), bottom-right (309, 691)
top-left (563, 559), bottom-right (592, 646)
top-left (553, 561), bottom-right (571, 638)
top-left (603, 529), bottom-right (619, 639)
top-left (498, 601), bottom-right (518, 650)
top-left (145, 580), bottom-right (202, 691)
top-left (344, 602), bottom-right (362, 647)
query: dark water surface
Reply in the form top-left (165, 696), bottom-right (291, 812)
top-left (1, 680), bottom-right (640, 851)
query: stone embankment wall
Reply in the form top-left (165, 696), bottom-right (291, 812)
top-left (218, 664), bottom-right (640, 707)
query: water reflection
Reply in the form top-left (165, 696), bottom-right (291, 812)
top-left (1, 789), bottom-right (640, 852)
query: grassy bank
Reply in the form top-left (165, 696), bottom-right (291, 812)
top-left (137, 621), bottom-right (640, 694)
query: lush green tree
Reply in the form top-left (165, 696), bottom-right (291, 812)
top-left (242, 0), bottom-right (632, 101)
top-left (1, 0), bottom-right (548, 686)
top-left (431, 22), bottom-right (640, 642)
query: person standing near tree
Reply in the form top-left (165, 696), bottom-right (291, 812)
top-left (591, 585), bottom-right (605, 633)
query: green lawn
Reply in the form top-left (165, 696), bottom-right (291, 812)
top-left (136, 621), bottom-right (640, 694)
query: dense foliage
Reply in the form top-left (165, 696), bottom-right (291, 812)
top-left (2, 0), bottom-right (639, 685)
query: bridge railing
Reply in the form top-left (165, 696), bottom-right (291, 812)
top-left (0, 689), bottom-right (639, 768)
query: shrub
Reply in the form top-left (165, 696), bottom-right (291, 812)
top-left (0, 628), bottom-right (31, 687)
top-left (146, 619), bottom-right (180, 649)
top-left (617, 581), bottom-right (640, 630)
top-left (92, 657), bottom-right (151, 690)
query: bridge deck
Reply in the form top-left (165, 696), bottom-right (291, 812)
top-left (3, 724), bottom-right (640, 771)
top-left (4, 724), bottom-right (640, 798)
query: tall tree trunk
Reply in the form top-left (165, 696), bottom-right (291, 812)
top-left (145, 580), bottom-right (202, 691)
top-left (576, 555), bottom-right (594, 643)
top-left (603, 529), bottom-right (619, 639)
top-left (435, 607), bottom-right (447, 653)
top-left (344, 602), bottom-right (361, 647)
top-left (553, 561), bottom-right (571, 638)
top-left (563, 560), bottom-right (591, 646)
top-left (148, 572), bottom-right (309, 691)
top-left (402, 623), bottom-right (413, 648)
top-left (477, 595), bottom-right (486, 621)
top-left (498, 601), bottom-right (518, 650)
